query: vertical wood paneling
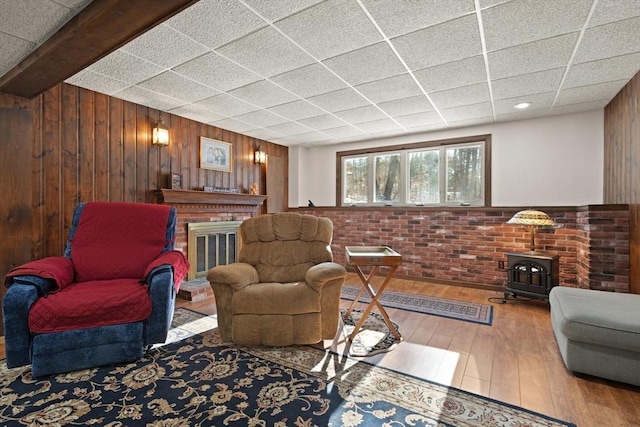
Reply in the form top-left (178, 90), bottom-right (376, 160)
top-left (79, 88), bottom-right (95, 202)
top-left (604, 70), bottom-right (640, 293)
top-left (109, 97), bottom-right (124, 201)
top-left (123, 102), bottom-right (137, 202)
top-left (94, 92), bottom-right (110, 201)
top-left (42, 86), bottom-right (62, 257)
top-left (61, 84), bottom-right (79, 239)
top-left (0, 94), bottom-right (36, 331)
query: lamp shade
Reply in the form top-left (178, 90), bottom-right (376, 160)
top-left (507, 210), bottom-right (555, 227)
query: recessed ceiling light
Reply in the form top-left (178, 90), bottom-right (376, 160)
top-left (514, 102), bottom-right (533, 110)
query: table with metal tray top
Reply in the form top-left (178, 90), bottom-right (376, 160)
top-left (344, 246), bottom-right (402, 342)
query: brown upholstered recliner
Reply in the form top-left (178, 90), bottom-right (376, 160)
top-left (206, 212), bottom-right (346, 346)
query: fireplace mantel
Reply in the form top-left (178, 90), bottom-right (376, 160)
top-left (152, 189), bottom-right (266, 206)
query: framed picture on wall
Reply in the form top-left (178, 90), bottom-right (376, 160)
top-left (171, 174), bottom-right (182, 189)
top-left (200, 137), bottom-right (232, 173)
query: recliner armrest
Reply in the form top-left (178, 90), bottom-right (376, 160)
top-left (5, 256), bottom-right (74, 292)
top-left (144, 250), bottom-right (189, 291)
top-left (207, 263), bottom-right (259, 291)
top-left (305, 262), bottom-right (347, 291)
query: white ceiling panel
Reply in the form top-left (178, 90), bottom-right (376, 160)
top-left (3, 0), bottom-right (636, 147)
top-left (323, 42), bottom-right (406, 86)
top-left (488, 33), bottom-right (578, 79)
top-left (271, 63), bottom-right (348, 98)
top-left (572, 16), bottom-right (640, 64)
top-left (481, 0), bottom-right (592, 51)
top-left (274, 0), bottom-right (382, 60)
top-left (361, 0), bottom-right (475, 38)
top-left (392, 14), bottom-right (482, 71)
top-left (217, 26), bottom-right (315, 77)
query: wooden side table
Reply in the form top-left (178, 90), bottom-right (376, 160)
top-left (344, 246), bottom-right (402, 342)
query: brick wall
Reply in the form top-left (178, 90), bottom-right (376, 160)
top-left (295, 205), bottom-right (630, 292)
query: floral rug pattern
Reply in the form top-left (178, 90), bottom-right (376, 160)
top-left (0, 309), bottom-right (574, 427)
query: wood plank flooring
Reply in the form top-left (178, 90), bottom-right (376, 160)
top-left (2, 273), bottom-right (638, 426)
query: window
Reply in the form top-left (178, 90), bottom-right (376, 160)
top-left (338, 135), bottom-right (490, 207)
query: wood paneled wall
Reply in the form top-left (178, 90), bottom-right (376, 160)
top-left (0, 83), bottom-right (288, 329)
top-left (604, 70), bottom-right (640, 293)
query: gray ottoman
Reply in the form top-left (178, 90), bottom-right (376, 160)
top-left (549, 286), bottom-right (640, 386)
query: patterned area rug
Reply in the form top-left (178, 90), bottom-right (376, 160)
top-left (341, 283), bottom-right (494, 325)
top-left (341, 308), bottom-right (402, 357)
top-left (0, 308), bottom-right (575, 427)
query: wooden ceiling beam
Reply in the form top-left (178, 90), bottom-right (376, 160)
top-left (0, 0), bottom-right (199, 99)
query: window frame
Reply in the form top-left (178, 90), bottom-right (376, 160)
top-left (336, 134), bottom-right (492, 207)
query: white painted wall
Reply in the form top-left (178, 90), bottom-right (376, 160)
top-left (290, 110), bottom-right (604, 208)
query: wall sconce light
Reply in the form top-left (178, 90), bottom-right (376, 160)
top-left (507, 209), bottom-right (556, 252)
top-left (152, 114), bottom-right (169, 146)
top-left (254, 145), bottom-right (267, 164)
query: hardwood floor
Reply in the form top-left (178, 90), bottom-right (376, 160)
top-left (182, 273), bottom-right (640, 427)
top-left (1, 273), bottom-right (638, 426)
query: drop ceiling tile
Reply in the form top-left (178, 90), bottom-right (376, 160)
top-left (413, 55), bottom-right (487, 93)
top-left (378, 96), bottom-right (434, 116)
top-left (268, 100), bottom-right (326, 120)
top-left (440, 102), bottom-right (494, 122)
top-left (266, 121), bottom-right (313, 136)
top-left (573, 16), bottom-right (640, 64)
top-left (233, 109), bottom-right (289, 128)
top-left (271, 63), bottom-right (348, 98)
top-left (334, 105), bottom-right (388, 124)
top-left (491, 68), bottom-right (564, 100)
top-left (0, 0), bottom-right (75, 43)
top-left (563, 53), bottom-right (640, 89)
top-left (243, 0), bottom-right (325, 22)
top-left (88, 50), bottom-right (166, 85)
top-left (488, 32), bottom-right (578, 79)
top-left (550, 100), bottom-right (609, 114)
top-left (322, 126), bottom-right (365, 139)
top-left (355, 74), bottom-right (422, 103)
top-left (323, 42), bottom-right (406, 86)
top-left (494, 108), bottom-right (551, 123)
top-left (298, 114), bottom-right (347, 130)
top-left (65, 69), bottom-right (130, 95)
top-left (165, 0), bottom-right (266, 49)
top-left (275, 0), bottom-right (382, 60)
top-left (588, 0), bottom-right (640, 27)
top-left (361, 0), bottom-right (475, 38)
top-left (447, 116), bottom-right (495, 129)
top-left (54, 0), bottom-right (91, 9)
top-left (394, 111), bottom-right (443, 128)
top-left (227, 80), bottom-right (298, 108)
top-left (217, 26), bottom-right (315, 77)
top-left (429, 83), bottom-right (490, 109)
top-left (356, 118), bottom-right (402, 133)
top-left (273, 131), bottom-right (330, 145)
top-left (0, 33), bottom-right (35, 68)
top-left (173, 52), bottom-right (262, 92)
top-left (168, 104), bottom-right (225, 123)
top-left (493, 92), bottom-right (556, 115)
top-left (244, 128), bottom-right (284, 140)
top-left (210, 117), bottom-right (257, 133)
top-left (113, 86), bottom-right (185, 111)
top-left (0, 65), bottom-right (9, 78)
top-left (138, 71), bottom-right (218, 103)
top-left (193, 93), bottom-right (259, 117)
top-left (307, 88), bottom-right (370, 112)
top-left (120, 24), bottom-right (209, 69)
top-left (391, 14), bottom-right (482, 70)
top-left (481, 0), bottom-right (591, 52)
top-left (554, 80), bottom-right (629, 106)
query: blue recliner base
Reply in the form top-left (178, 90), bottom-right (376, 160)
top-left (31, 323), bottom-right (144, 378)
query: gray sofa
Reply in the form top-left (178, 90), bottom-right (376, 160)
top-left (549, 286), bottom-right (640, 386)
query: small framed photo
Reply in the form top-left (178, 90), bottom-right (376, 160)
top-left (171, 174), bottom-right (182, 189)
top-left (200, 137), bottom-right (232, 173)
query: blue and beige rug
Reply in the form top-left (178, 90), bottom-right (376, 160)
top-left (341, 283), bottom-right (494, 325)
top-left (0, 308), bottom-right (574, 426)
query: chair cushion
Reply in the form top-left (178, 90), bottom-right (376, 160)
top-left (69, 202), bottom-right (171, 282)
top-left (232, 282), bottom-right (321, 315)
top-left (28, 278), bottom-right (152, 333)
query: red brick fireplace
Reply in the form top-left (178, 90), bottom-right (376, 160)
top-left (152, 189), bottom-right (267, 300)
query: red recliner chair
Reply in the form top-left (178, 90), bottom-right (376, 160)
top-left (3, 202), bottom-right (188, 377)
